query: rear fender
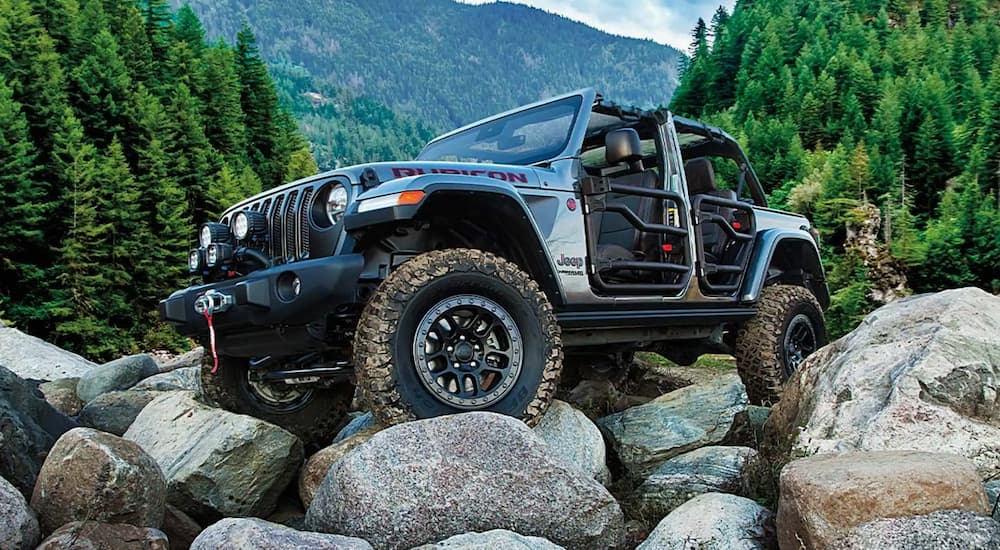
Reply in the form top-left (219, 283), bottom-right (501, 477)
top-left (742, 228), bottom-right (830, 309)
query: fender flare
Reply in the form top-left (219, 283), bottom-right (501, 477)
top-left (343, 175), bottom-right (565, 304)
top-left (741, 228), bottom-right (830, 309)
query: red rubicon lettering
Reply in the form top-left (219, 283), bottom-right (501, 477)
top-left (392, 166), bottom-right (529, 184)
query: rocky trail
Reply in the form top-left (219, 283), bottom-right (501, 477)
top-left (1, 287), bottom-right (999, 549)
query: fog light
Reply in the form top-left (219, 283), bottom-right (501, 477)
top-left (276, 272), bottom-right (301, 301)
top-left (206, 243), bottom-right (233, 267)
top-left (233, 211), bottom-right (267, 240)
top-left (188, 249), bottom-right (203, 272)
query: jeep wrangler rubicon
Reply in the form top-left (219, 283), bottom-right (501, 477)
top-left (161, 89), bottom-right (828, 446)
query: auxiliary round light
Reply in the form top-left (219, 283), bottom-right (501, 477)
top-left (199, 223), bottom-right (230, 248)
top-left (233, 211), bottom-right (267, 240)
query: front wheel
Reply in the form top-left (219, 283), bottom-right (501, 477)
top-left (734, 284), bottom-right (827, 406)
top-left (354, 249), bottom-right (563, 427)
top-left (200, 356), bottom-right (354, 449)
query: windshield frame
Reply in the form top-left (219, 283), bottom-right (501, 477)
top-left (417, 89), bottom-right (596, 166)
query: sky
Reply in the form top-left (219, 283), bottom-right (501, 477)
top-left (458, 0), bottom-right (737, 52)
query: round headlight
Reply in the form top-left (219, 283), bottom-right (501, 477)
top-left (233, 212), bottom-right (250, 240)
top-left (326, 185), bottom-right (349, 225)
top-left (188, 249), bottom-right (202, 272)
top-left (199, 223), bottom-right (230, 247)
top-left (199, 225), bottom-right (212, 248)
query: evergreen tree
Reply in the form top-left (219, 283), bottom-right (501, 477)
top-left (235, 20), bottom-right (283, 187)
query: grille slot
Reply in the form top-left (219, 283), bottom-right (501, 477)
top-left (269, 194), bottom-right (284, 261)
top-left (299, 187), bottom-right (313, 259)
top-left (284, 190), bottom-right (299, 262)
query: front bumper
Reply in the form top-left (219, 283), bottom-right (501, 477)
top-left (159, 253), bottom-right (365, 339)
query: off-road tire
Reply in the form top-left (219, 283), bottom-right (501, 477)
top-left (200, 355), bottom-right (354, 449)
top-left (354, 248), bottom-right (563, 427)
top-left (735, 284), bottom-right (826, 406)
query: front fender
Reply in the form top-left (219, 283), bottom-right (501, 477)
top-left (342, 176), bottom-right (565, 305)
top-left (741, 228), bottom-right (830, 309)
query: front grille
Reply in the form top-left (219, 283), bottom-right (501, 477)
top-left (233, 186), bottom-right (314, 264)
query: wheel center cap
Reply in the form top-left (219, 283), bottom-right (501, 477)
top-left (454, 342), bottom-right (475, 362)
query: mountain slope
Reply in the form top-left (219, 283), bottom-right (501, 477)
top-left (671, 0), bottom-right (1000, 335)
top-left (172, 0), bottom-right (684, 129)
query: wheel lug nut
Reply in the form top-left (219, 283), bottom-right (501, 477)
top-left (471, 361), bottom-right (477, 367)
top-left (453, 362), bottom-right (460, 368)
top-left (447, 346), bottom-right (454, 352)
top-left (459, 335), bottom-right (466, 341)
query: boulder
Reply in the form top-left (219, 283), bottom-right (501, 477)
top-left (306, 412), bottom-right (624, 549)
top-left (299, 430), bottom-right (378, 507)
top-left (0, 474), bottom-right (39, 549)
top-left (77, 390), bottom-right (164, 436)
top-left (834, 510), bottom-right (1000, 549)
top-left (721, 405), bottom-right (770, 449)
top-left (626, 446), bottom-right (762, 519)
top-left (414, 529), bottom-right (565, 549)
top-left (124, 391), bottom-right (303, 521)
top-left (597, 374), bottom-right (747, 478)
top-left (0, 326), bottom-right (97, 380)
top-left (77, 354), bottom-right (159, 403)
top-left (37, 378), bottom-right (83, 417)
top-left (161, 504), bottom-right (202, 550)
top-left (0, 364), bottom-right (76, 497)
top-left (776, 450), bottom-right (989, 550)
top-left (333, 411), bottom-right (378, 443)
top-left (534, 400), bottom-right (610, 484)
top-left (158, 347), bottom-right (204, 372)
top-left (987, 480), bottom-right (1000, 521)
top-left (30, 427), bottom-right (166, 533)
top-left (191, 518), bottom-right (372, 549)
top-left (36, 521), bottom-right (168, 549)
top-left (636, 492), bottom-right (776, 550)
top-left (765, 288), bottom-right (1000, 479)
top-left (131, 367), bottom-right (200, 393)
top-left (562, 379), bottom-right (619, 417)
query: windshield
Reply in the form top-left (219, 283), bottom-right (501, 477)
top-left (418, 95), bottom-right (583, 165)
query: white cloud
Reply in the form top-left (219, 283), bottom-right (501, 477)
top-left (458, 0), bottom-right (736, 51)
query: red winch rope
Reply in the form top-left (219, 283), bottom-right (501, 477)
top-left (204, 309), bottom-right (220, 374)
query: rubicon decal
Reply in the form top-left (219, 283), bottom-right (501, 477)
top-left (391, 166), bottom-right (529, 184)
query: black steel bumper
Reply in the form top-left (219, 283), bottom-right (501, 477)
top-left (159, 254), bottom-right (365, 340)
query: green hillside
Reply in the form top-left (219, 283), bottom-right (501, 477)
top-left (171, 0), bottom-right (685, 130)
top-left (671, 0), bottom-right (1000, 335)
top-left (0, 0), bottom-right (312, 358)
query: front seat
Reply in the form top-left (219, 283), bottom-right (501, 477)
top-left (596, 128), bottom-right (664, 276)
top-left (684, 157), bottom-right (736, 263)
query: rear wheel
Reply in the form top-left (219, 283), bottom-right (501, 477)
top-left (354, 248), bottom-right (562, 427)
top-left (734, 284), bottom-right (826, 405)
top-left (200, 356), bottom-right (354, 449)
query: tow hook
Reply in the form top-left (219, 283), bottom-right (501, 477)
top-left (194, 289), bottom-right (235, 316)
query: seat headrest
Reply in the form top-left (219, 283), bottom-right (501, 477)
top-left (605, 128), bottom-right (642, 166)
top-left (684, 157), bottom-right (717, 195)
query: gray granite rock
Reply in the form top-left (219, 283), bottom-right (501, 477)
top-left (37, 377), bottom-right (83, 417)
top-left (306, 412), bottom-right (623, 550)
top-left (77, 354), bottom-right (159, 402)
top-left (835, 510), bottom-right (1000, 549)
top-left (36, 521), bottom-right (168, 549)
top-left (637, 493), bottom-right (776, 550)
top-left (0, 326), bottom-right (97, 380)
top-left (534, 400), bottom-right (610, 484)
top-left (124, 391), bottom-right (302, 522)
top-left (157, 347), bottom-right (204, 372)
top-left (597, 374), bottom-right (747, 478)
top-left (415, 529), bottom-right (565, 549)
top-left (300, 430), bottom-right (379, 507)
top-left (131, 367), bottom-right (200, 393)
top-left (77, 390), bottom-right (164, 435)
top-left (191, 518), bottom-right (372, 549)
top-left (627, 445), bottom-right (762, 519)
top-left (333, 411), bottom-right (377, 443)
top-left (0, 475), bottom-right (39, 550)
top-left (161, 503), bottom-right (202, 550)
top-left (986, 479), bottom-right (1000, 521)
top-left (766, 287), bottom-right (1000, 480)
top-left (31, 428), bottom-right (166, 533)
top-left (0, 364), bottom-right (76, 497)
